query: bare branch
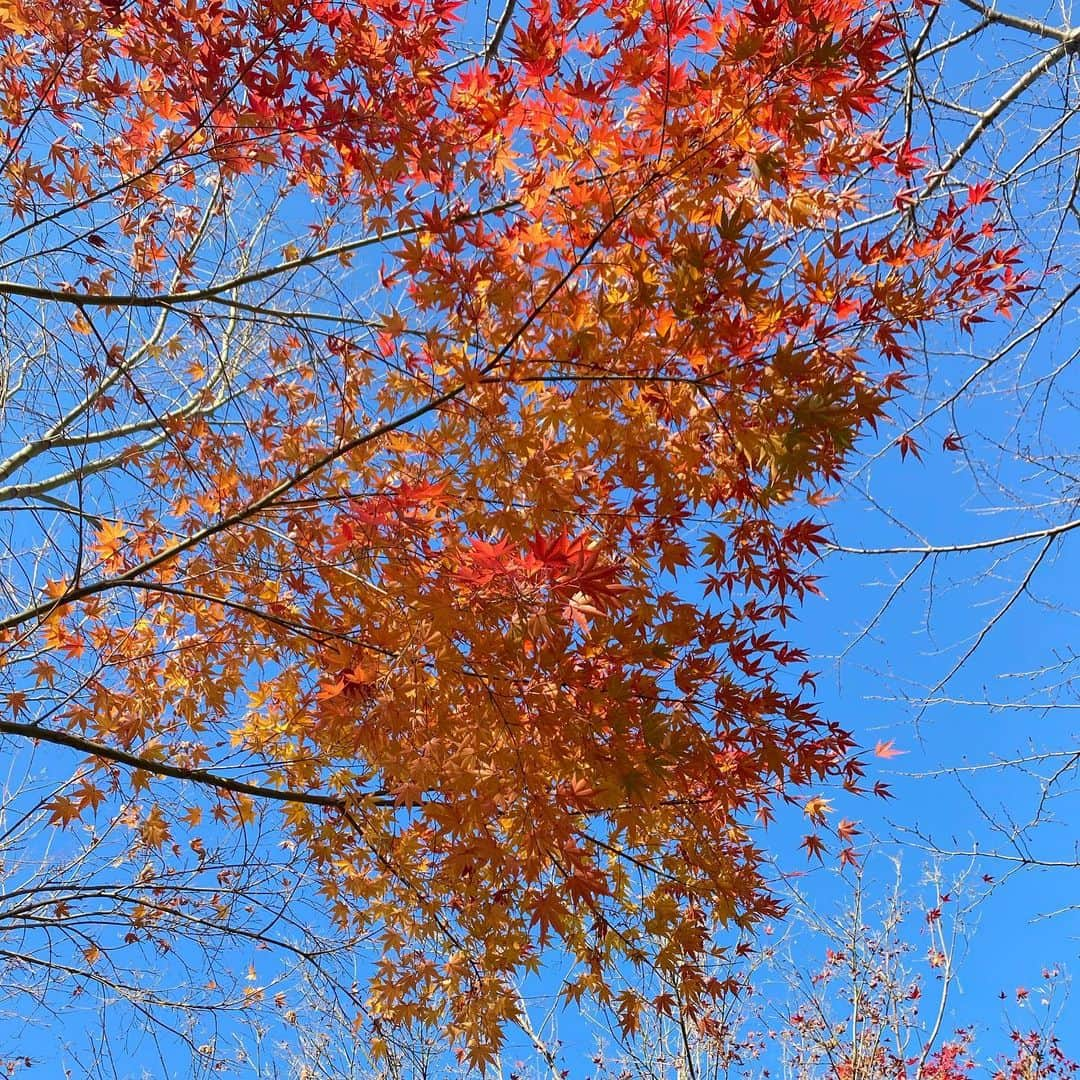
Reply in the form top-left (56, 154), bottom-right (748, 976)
top-left (0, 719), bottom-right (392, 810)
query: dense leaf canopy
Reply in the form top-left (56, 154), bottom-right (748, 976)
top-left (0, 0), bottom-right (1018, 1063)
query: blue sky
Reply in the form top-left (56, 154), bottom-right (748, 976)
top-left (0, 1), bottom-right (1077, 1077)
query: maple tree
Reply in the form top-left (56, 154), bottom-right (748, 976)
top-left (0, 0), bottom-right (1018, 1067)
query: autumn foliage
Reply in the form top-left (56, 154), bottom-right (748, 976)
top-left (0, 0), bottom-right (1021, 1064)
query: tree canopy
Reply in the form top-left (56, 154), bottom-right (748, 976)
top-left (0, 0), bottom-right (1018, 1067)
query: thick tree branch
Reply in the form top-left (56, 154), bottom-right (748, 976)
top-left (955, 0), bottom-right (1073, 43)
top-left (0, 200), bottom-right (519, 312)
top-left (0, 718), bottom-right (392, 810)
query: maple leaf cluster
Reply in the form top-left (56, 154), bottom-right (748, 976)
top-left (0, 0), bottom-right (1017, 1063)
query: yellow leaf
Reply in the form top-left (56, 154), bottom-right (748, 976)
top-left (138, 805), bottom-right (171, 849)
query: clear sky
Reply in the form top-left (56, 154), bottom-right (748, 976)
top-left (1, 2), bottom-right (1077, 1077)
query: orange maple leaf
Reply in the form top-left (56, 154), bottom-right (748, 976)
top-left (874, 739), bottom-right (907, 759)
